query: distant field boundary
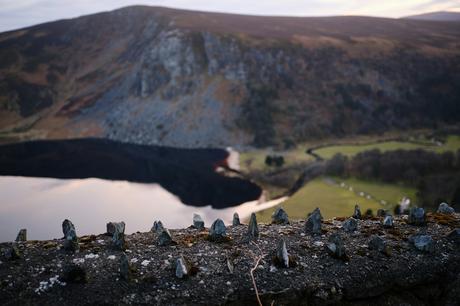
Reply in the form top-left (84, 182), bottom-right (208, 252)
top-left (308, 136), bottom-right (441, 160)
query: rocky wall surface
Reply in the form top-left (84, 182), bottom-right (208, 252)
top-left (1, 206), bottom-right (459, 305)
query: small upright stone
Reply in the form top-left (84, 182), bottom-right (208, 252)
top-left (377, 209), bottom-right (386, 217)
top-left (382, 215), bottom-right (394, 228)
top-left (15, 229), bottom-right (27, 242)
top-left (247, 213), bottom-right (259, 240)
top-left (151, 220), bottom-right (165, 234)
top-left (369, 235), bottom-right (391, 256)
top-left (4, 243), bottom-right (20, 260)
top-left (62, 219), bottom-right (75, 238)
top-left (193, 213), bottom-right (205, 230)
top-left (271, 207), bottom-right (289, 225)
top-left (107, 222), bottom-right (125, 236)
top-left (119, 252), bottom-right (131, 281)
top-left (112, 225), bottom-right (126, 250)
top-left (175, 255), bottom-right (191, 279)
top-left (408, 207), bottom-right (426, 226)
top-left (305, 208), bottom-right (322, 235)
top-left (352, 205), bottom-right (362, 219)
top-left (63, 228), bottom-right (79, 252)
top-left (232, 213), bottom-right (241, 226)
top-left (62, 219), bottom-right (79, 251)
top-left (342, 218), bottom-right (358, 233)
top-left (275, 239), bottom-right (290, 268)
top-left (157, 228), bottom-right (174, 246)
top-left (437, 202), bottom-right (455, 214)
top-left (365, 209), bottom-right (373, 218)
top-left (227, 257), bottom-right (234, 274)
top-left (209, 219), bottom-right (227, 242)
top-left (326, 233), bottom-right (347, 260)
top-left (412, 235), bottom-right (434, 253)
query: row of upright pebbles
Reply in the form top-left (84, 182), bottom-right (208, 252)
top-left (4, 202), bottom-right (460, 282)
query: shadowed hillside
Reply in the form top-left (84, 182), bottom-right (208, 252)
top-left (1, 6), bottom-right (460, 147)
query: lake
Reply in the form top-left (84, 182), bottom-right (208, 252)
top-left (0, 176), bottom-right (286, 242)
top-left (0, 138), bottom-right (273, 242)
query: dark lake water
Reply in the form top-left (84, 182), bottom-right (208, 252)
top-left (0, 138), bottom-right (269, 242)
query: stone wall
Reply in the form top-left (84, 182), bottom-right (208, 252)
top-left (1, 205), bottom-right (459, 305)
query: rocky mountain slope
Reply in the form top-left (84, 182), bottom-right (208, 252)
top-left (1, 6), bottom-right (460, 148)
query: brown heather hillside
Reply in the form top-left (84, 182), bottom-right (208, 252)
top-left (0, 6), bottom-right (460, 147)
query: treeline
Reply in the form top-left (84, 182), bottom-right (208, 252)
top-left (265, 155), bottom-right (285, 167)
top-left (325, 149), bottom-right (460, 210)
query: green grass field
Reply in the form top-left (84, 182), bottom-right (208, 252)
top-left (239, 147), bottom-right (313, 173)
top-left (436, 135), bottom-right (460, 153)
top-left (244, 134), bottom-right (459, 220)
top-left (337, 177), bottom-right (417, 206)
top-left (314, 135), bottom-right (460, 159)
top-left (256, 177), bottom-right (417, 223)
top-left (240, 135), bottom-right (460, 174)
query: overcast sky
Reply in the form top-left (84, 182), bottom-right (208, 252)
top-left (1, 0), bottom-right (459, 32)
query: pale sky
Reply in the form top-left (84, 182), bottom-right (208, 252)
top-left (1, 0), bottom-right (460, 32)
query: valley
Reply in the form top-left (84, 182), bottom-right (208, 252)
top-left (241, 131), bottom-right (460, 220)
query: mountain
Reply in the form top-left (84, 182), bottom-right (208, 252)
top-left (1, 6), bottom-right (460, 148)
top-left (405, 11), bottom-right (460, 21)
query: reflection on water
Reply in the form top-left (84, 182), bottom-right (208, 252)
top-left (0, 176), bottom-right (286, 242)
top-left (0, 138), bottom-right (262, 209)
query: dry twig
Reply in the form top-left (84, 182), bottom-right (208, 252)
top-left (250, 241), bottom-right (265, 306)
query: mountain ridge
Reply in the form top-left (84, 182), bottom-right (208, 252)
top-left (1, 6), bottom-right (460, 148)
top-left (404, 11), bottom-right (460, 22)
